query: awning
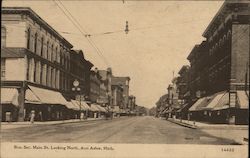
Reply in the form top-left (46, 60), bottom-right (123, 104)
top-left (202, 91), bottom-right (227, 110)
top-left (112, 106), bottom-right (120, 113)
top-left (89, 103), bottom-right (100, 112)
top-left (96, 105), bottom-right (107, 112)
top-left (71, 100), bottom-right (90, 111)
top-left (189, 98), bottom-right (207, 111)
top-left (211, 92), bottom-right (229, 111)
top-left (237, 91), bottom-right (249, 109)
top-left (1, 88), bottom-right (19, 106)
top-left (25, 88), bottom-right (42, 104)
top-left (28, 85), bottom-right (68, 105)
top-left (70, 100), bottom-right (81, 111)
top-left (65, 101), bottom-right (78, 110)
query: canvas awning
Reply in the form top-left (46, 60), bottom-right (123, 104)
top-left (96, 105), bottom-right (107, 112)
top-left (28, 85), bottom-right (68, 105)
top-left (189, 98), bottom-right (207, 111)
top-left (71, 100), bottom-right (91, 111)
top-left (112, 106), bottom-right (120, 113)
top-left (65, 101), bottom-right (78, 110)
top-left (1, 88), bottom-right (19, 106)
top-left (25, 88), bottom-right (42, 104)
top-left (70, 100), bottom-right (81, 111)
top-left (237, 91), bottom-right (249, 109)
top-left (89, 103), bottom-right (100, 112)
top-left (202, 91), bottom-right (227, 110)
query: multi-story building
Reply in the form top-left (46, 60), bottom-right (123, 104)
top-left (188, 1), bottom-right (249, 124)
top-left (1, 7), bottom-right (77, 122)
top-left (111, 76), bottom-right (130, 110)
top-left (69, 50), bottom-right (93, 99)
top-left (89, 68), bottom-right (101, 103)
top-left (98, 68), bottom-right (112, 107)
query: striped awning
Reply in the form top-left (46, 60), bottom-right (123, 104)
top-left (89, 104), bottom-right (100, 112)
top-left (1, 88), bottom-right (19, 106)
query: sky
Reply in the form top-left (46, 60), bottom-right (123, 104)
top-left (3, 0), bottom-right (224, 108)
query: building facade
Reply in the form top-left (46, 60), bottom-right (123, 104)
top-left (187, 2), bottom-right (249, 124)
top-left (1, 7), bottom-right (77, 122)
top-left (111, 76), bottom-right (130, 110)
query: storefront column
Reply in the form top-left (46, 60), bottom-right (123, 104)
top-left (17, 87), bottom-right (25, 122)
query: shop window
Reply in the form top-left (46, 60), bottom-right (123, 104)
top-left (1, 59), bottom-right (6, 80)
top-left (1, 26), bottom-right (6, 48)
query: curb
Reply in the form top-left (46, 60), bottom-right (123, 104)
top-left (1, 118), bottom-right (107, 127)
top-left (167, 119), bottom-right (197, 129)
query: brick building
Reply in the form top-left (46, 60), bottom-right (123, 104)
top-left (188, 1), bottom-right (249, 124)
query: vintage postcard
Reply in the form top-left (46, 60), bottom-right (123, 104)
top-left (0, 0), bottom-right (249, 157)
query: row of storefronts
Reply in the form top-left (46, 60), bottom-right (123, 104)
top-left (157, 1), bottom-right (249, 125)
top-left (1, 84), bottom-right (128, 122)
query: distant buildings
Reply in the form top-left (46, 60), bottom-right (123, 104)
top-left (1, 7), bottom-right (136, 122)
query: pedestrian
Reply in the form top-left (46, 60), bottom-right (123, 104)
top-left (30, 110), bottom-right (35, 124)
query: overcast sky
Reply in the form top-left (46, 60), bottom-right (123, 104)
top-left (3, 0), bottom-right (223, 108)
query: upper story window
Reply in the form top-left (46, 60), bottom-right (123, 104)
top-left (27, 28), bottom-right (31, 49)
top-left (41, 37), bottom-right (44, 57)
top-left (34, 33), bottom-right (38, 53)
top-left (1, 58), bottom-right (6, 80)
top-left (1, 26), bottom-right (6, 48)
top-left (51, 44), bottom-right (54, 61)
top-left (46, 41), bottom-right (49, 59)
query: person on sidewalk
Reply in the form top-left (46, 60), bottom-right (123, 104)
top-left (30, 110), bottom-right (35, 124)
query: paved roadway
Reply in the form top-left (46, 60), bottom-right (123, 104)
top-left (1, 116), bottom-right (237, 144)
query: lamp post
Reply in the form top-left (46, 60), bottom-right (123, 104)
top-left (72, 79), bottom-right (83, 120)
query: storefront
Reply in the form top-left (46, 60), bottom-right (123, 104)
top-left (1, 88), bottom-right (19, 122)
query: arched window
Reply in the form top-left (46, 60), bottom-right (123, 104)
top-left (1, 26), bottom-right (6, 48)
top-left (41, 37), bottom-right (44, 57)
top-left (34, 33), bottom-right (38, 53)
top-left (27, 28), bottom-right (31, 49)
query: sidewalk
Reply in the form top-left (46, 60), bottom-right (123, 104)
top-left (167, 118), bottom-right (249, 145)
top-left (1, 117), bottom-right (107, 130)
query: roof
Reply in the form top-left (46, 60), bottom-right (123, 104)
top-left (178, 65), bottom-right (190, 75)
top-left (202, 1), bottom-right (250, 38)
top-left (2, 7), bottom-right (73, 48)
top-left (1, 47), bottom-right (26, 58)
top-left (111, 76), bottom-right (130, 86)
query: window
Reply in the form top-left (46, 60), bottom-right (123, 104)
top-left (34, 33), bottom-right (38, 53)
top-left (27, 28), bottom-right (31, 49)
top-left (1, 59), bottom-right (6, 80)
top-left (51, 44), bottom-right (54, 61)
top-left (41, 37), bottom-right (44, 57)
top-left (34, 60), bottom-right (37, 82)
top-left (40, 63), bottom-right (43, 85)
top-left (1, 26), bottom-right (6, 48)
top-left (26, 58), bottom-right (30, 80)
top-left (46, 41), bottom-right (49, 59)
top-left (55, 47), bottom-right (58, 62)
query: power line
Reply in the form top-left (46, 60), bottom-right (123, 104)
top-left (53, 0), bottom-right (110, 67)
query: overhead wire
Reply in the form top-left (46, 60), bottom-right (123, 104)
top-left (53, 0), bottom-right (111, 67)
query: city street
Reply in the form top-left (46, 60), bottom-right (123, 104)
top-left (1, 116), bottom-right (237, 144)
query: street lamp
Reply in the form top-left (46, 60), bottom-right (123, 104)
top-left (72, 79), bottom-right (83, 120)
